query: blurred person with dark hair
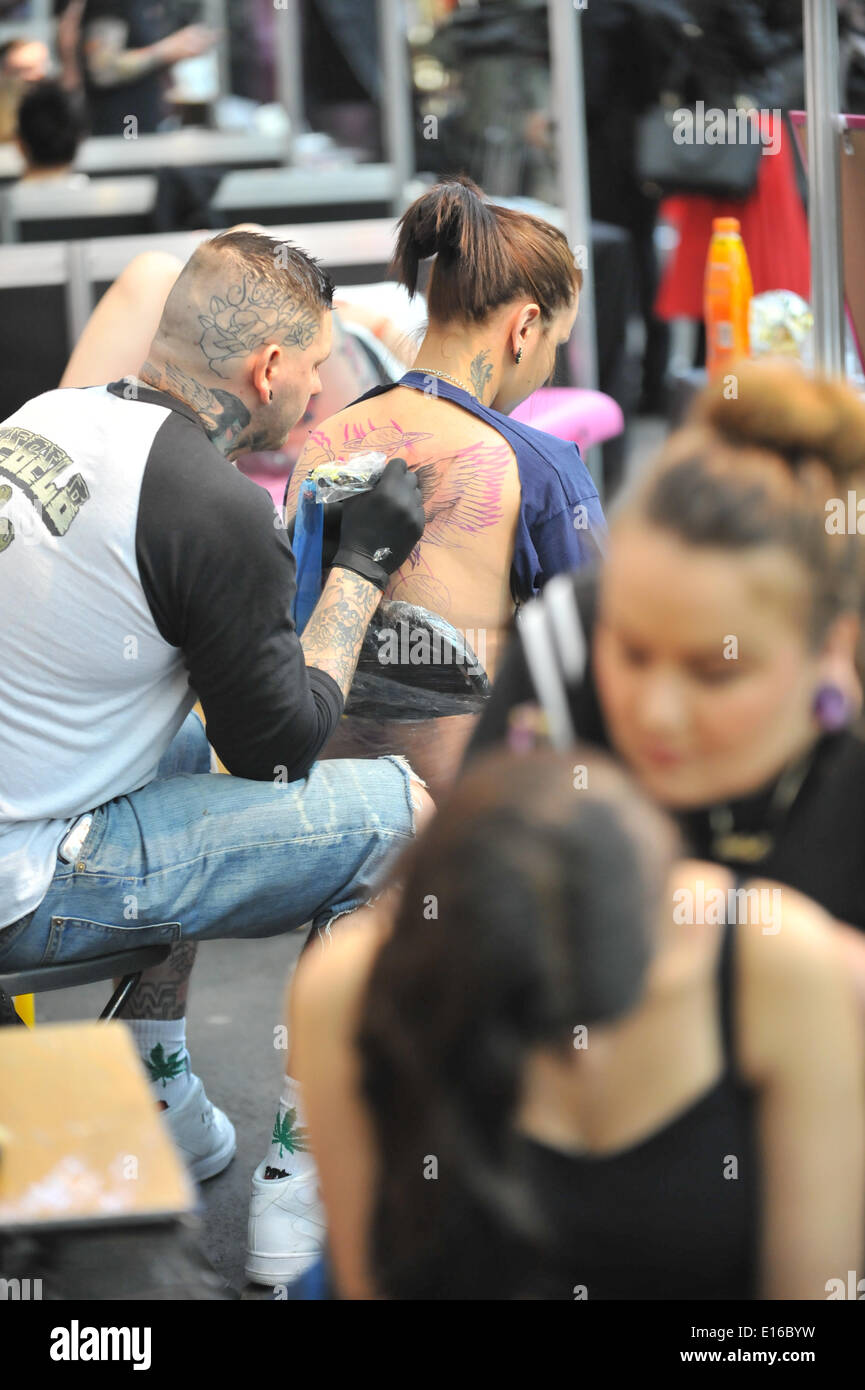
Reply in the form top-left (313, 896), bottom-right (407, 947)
top-left (16, 79), bottom-right (87, 181)
top-left (77, 0), bottom-right (217, 135)
top-left (292, 747), bottom-right (864, 1299)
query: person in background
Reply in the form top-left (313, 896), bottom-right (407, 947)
top-left (0, 37), bottom-right (50, 142)
top-left (16, 80), bottom-right (88, 183)
top-left (292, 747), bottom-right (864, 1299)
top-left (285, 177), bottom-right (605, 798)
top-left (0, 229), bottom-right (431, 1290)
top-left (654, 0), bottom-right (808, 361)
top-left (77, 0), bottom-right (217, 135)
top-left (467, 361), bottom-right (865, 999)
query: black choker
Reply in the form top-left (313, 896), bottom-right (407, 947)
top-left (707, 747), bottom-right (817, 865)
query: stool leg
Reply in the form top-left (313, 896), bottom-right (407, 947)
top-left (13, 993), bottom-right (34, 1027)
top-left (100, 972), bottom-right (142, 1021)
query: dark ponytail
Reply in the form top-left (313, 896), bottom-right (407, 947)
top-left (391, 175), bottom-right (581, 325)
top-left (355, 749), bottom-right (677, 1299)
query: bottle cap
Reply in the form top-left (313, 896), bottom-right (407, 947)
top-left (713, 217), bottom-right (741, 234)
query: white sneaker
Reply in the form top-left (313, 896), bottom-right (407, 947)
top-left (246, 1158), bottom-right (327, 1287)
top-left (162, 1073), bottom-right (237, 1183)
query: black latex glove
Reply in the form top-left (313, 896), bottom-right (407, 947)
top-left (333, 457), bottom-right (425, 591)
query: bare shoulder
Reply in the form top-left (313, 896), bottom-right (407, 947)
top-left (735, 878), bottom-right (861, 1082)
top-left (116, 251), bottom-right (183, 301)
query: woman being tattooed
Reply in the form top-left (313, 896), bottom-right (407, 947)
top-left (285, 177), bottom-right (605, 796)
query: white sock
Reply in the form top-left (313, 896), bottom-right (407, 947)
top-left (263, 1075), bottom-right (316, 1180)
top-left (127, 1018), bottom-right (193, 1106)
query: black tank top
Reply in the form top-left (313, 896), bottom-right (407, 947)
top-left (516, 918), bottom-right (759, 1300)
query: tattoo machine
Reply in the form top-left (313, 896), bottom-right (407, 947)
top-left (291, 452), bottom-right (387, 633)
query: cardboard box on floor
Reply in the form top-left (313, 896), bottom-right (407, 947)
top-left (0, 1021), bottom-right (195, 1231)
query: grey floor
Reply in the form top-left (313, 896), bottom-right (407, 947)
top-left (30, 414), bottom-right (667, 1299)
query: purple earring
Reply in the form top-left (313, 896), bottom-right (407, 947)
top-left (813, 683), bottom-right (850, 731)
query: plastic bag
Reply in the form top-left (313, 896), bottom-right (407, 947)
top-left (308, 451), bottom-right (387, 503)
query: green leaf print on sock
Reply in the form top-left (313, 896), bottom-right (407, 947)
top-left (146, 1042), bottom-right (187, 1087)
top-left (272, 1106), bottom-right (309, 1157)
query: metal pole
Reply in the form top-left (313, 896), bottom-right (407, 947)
top-left (65, 242), bottom-right (94, 349)
top-left (804, 0), bottom-right (844, 374)
top-left (274, 0), bottom-right (306, 159)
top-left (377, 0), bottom-right (415, 213)
top-left (547, 0), bottom-right (600, 489)
top-left (204, 0), bottom-right (230, 103)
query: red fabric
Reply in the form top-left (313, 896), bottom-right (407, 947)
top-left (655, 114), bottom-right (810, 321)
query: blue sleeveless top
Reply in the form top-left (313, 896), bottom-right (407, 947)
top-left (351, 371), bottom-right (607, 604)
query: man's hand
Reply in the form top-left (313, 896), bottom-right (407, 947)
top-left (158, 25), bottom-right (219, 66)
top-left (298, 458), bottom-right (425, 699)
top-left (333, 457), bottom-right (425, 591)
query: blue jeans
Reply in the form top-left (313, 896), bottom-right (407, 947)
top-left (0, 713), bottom-right (419, 973)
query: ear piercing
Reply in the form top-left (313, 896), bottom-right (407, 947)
top-left (515, 347), bottom-right (523, 364)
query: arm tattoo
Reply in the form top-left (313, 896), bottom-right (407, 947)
top-left (198, 276), bottom-right (320, 379)
top-left (83, 18), bottom-right (161, 87)
top-left (300, 569), bottom-right (379, 698)
top-left (469, 350), bottom-right (494, 403)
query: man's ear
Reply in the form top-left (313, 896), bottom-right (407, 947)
top-left (251, 344), bottom-right (281, 404)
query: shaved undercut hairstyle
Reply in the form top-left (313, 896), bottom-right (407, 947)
top-left (201, 230), bottom-right (335, 314)
top-left (152, 230), bottom-right (335, 377)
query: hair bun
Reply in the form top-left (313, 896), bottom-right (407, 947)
top-left (692, 359), bottom-right (865, 483)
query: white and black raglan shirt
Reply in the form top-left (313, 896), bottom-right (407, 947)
top-left (0, 381), bottom-right (343, 928)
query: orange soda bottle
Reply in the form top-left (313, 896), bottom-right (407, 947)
top-left (704, 217), bottom-right (753, 377)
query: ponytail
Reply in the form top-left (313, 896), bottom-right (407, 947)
top-left (391, 175), bottom-right (581, 325)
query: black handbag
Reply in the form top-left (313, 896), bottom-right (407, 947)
top-left (634, 1), bottom-right (781, 201)
top-left (636, 93), bottom-right (764, 200)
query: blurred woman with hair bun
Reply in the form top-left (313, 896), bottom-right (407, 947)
top-left (469, 360), bottom-right (865, 987)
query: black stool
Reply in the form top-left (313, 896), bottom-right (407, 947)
top-left (0, 944), bottom-right (172, 1024)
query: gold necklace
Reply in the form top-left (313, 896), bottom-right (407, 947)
top-left (413, 365), bottom-right (476, 397)
top-left (707, 748), bottom-right (816, 863)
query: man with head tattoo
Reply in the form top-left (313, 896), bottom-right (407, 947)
top-left (0, 229), bottom-right (430, 1286)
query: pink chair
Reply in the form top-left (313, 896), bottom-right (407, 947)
top-left (510, 388), bottom-right (624, 451)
